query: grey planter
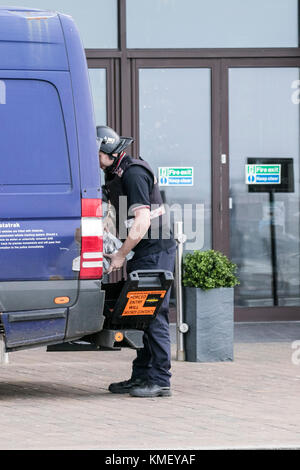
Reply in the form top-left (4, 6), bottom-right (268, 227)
top-left (183, 287), bottom-right (234, 362)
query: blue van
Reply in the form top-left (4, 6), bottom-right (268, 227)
top-left (0, 7), bottom-right (173, 356)
top-left (0, 6), bottom-right (106, 350)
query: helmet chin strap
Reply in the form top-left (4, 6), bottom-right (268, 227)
top-left (106, 151), bottom-right (126, 174)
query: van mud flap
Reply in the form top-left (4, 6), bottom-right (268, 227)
top-left (47, 270), bottom-right (173, 351)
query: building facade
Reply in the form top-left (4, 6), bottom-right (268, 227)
top-left (4, 0), bottom-right (300, 321)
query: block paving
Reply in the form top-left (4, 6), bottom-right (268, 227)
top-left (0, 326), bottom-right (299, 450)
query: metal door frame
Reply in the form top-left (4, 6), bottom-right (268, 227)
top-left (87, 58), bottom-right (117, 129)
top-left (85, 0), bottom-right (300, 321)
top-left (132, 58), bottom-right (225, 257)
top-left (221, 57), bottom-right (300, 321)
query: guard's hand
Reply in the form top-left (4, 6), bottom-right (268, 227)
top-left (104, 251), bottom-right (126, 275)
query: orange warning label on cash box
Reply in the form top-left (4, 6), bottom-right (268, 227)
top-left (122, 290), bottom-right (167, 316)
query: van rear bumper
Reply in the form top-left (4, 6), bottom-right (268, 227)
top-left (0, 280), bottom-right (79, 312)
top-left (0, 280), bottom-right (105, 350)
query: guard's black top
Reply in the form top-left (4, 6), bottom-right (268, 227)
top-left (122, 165), bottom-right (175, 259)
top-left (105, 155), bottom-right (175, 259)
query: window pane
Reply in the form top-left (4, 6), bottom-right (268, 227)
top-left (229, 68), bottom-right (300, 307)
top-left (127, 0), bottom-right (298, 48)
top-left (139, 68), bottom-right (211, 251)
top-left (3, 0), bottom-right (118, 48)
top-left (0, 79), bottom-right (70, 188)
top-left (88, 69), bottom-right (107, 127)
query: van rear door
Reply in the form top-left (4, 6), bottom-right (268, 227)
top-left (0, 72), bottom-right (81, 348)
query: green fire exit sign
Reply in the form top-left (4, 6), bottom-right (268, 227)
top-left (159, 167), bottom-right (193, 186)
top-left (246, 164), bottom-right (281, 185)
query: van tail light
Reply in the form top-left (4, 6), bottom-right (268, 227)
top-left (80, 198), bottom-right (103, 279)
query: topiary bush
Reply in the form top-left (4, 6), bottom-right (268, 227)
top-left (183, 249), bottom-right (239, 290)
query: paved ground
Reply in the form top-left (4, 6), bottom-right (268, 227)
top-left (0, 323), bottom-right (300, 450)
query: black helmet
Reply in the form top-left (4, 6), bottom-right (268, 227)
top-left (96, 125), bottom-right (134, 156)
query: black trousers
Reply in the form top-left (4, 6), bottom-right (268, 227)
top-left (126, 244), bottom-right (176, 387)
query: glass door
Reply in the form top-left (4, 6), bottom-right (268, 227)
top-left (87, 58), bottom-right (116, 128)
top-left (134, 59), bottom-right (222, 254)
top-left (223, 59), bottom-right (300, 321)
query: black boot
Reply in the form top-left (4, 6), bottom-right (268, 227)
top-left (129, 383), bottom-right (172, 398)
top-left (108, 377), bottom-right (146, 394)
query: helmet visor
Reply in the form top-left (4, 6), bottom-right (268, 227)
top-left (113, 137), bottom-right (134, 154)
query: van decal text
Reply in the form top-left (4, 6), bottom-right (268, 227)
top-left (0, 223), bottom-right (20, 228)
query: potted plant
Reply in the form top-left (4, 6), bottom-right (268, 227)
top-left (182, 250), bottom-right (239, 362)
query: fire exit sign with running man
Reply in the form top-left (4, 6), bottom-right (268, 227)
top-left (158, 167), bottom-right (194, 186)
top-left (245, 164), bottom-right (281, 185)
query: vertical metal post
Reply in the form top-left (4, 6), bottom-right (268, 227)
top-left (269, 191), bottom-right (278, 306)
top-left (0, 335), bottom-right (9, 365)
top-left (174, 221), bottom-right (186, 361)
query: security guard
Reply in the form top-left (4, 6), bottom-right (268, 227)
top-left (97, 126), bottom-right (176, 398)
